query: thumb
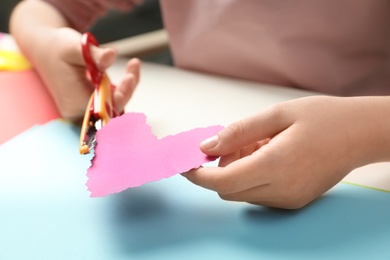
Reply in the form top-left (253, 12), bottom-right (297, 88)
top-left (91, 45), bottom-right (117, 71)
top-left (59, 29), bottom-right (117, 70)
top-left (200, 107), bottom-right (292, 156)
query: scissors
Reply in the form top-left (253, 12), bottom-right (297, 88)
top-left (79, 32), bottom-right (121, 154)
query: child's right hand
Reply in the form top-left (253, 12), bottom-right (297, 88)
top-left (9, 0), bottom-right (141, 121)
top-left (33, 28), bottom-right (140, 121)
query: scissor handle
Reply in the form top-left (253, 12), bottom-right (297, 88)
top-left (81, 32), bottom-right (102, 85)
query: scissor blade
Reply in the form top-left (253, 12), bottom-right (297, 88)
top-left (84, 119), bottom-right (102, 154)
top-left (88, 135), bottom-right (97, 152)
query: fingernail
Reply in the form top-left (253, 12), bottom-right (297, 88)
top-left (201, 135), bottom-right (219, 150)
top-left (181, 166), bottom-right (202, 178)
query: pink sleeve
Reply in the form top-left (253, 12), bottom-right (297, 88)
top-left (40, 0), bottom-right (141, 31)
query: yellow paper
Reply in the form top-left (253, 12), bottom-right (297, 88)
top-left (0, 50), bottom-right (31, 71)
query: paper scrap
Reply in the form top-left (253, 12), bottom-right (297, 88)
top-left (87, 112), bottom-right (223, 197)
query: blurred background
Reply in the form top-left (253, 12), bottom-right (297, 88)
top-left (0, 0), bottom-right (172, 65)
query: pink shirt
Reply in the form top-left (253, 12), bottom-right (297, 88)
top-left (43, 0), bottom-right (390, 96)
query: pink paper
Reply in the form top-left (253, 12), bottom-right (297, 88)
top-left (87, 112), bottom-right (223, 197)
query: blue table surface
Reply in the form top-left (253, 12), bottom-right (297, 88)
top-left (1, 120), bottom-right (390, 260)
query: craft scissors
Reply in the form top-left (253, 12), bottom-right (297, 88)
top-left (79, 32), bottom-right (121, 154)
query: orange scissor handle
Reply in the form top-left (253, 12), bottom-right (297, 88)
top-left (79, 74), bottom-right (115, 154)
top-left (95, 73), bottom-right (116, 125)
top-left (79, 32), bottom-right (122, 154)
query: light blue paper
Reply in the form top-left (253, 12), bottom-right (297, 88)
top-left (1, 120), bottom-right (390, 259)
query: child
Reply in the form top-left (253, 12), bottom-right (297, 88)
top-left (10, 0), bottom-right (390, 209)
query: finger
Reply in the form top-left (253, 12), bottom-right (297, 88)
top-left (200, 105), bottom-right (293, 156)
top-left (218, 185), bottom-right (270, 203)
top-left (217, 185), bottom-right (278, 206)
top-left (94, 46), bottom-right (117, 71)
top-left (218, 141), bottom-right (260, 167)
top-left (114, 74), bottom-right (136, 112)
top-left (183, 150), bottom-right (273, 194)
top-left (59, 29), bottom-right (117, 70)
top-left (113, 58), bottom-right (141, 112)
top-left (126, 58), bottom-right (141, 86)
top-left (55, 27), bottom-right (113, 68)
top-left (218, 151), bottom-right (240, 167)
top-left (220, 186), bottom-right (314, 210)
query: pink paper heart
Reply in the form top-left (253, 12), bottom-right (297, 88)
top-left (87, 112), bottom-right (223, 197)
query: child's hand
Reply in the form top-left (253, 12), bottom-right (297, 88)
top-left (9, 0), bottom-right (141, 122)
top-left (184, 96), bottom-right (390, 209)
top-left (34, 28), bottom-right (140, 121)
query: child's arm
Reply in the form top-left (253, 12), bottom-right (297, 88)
top-left (10, 0), bottom-right (140, 121)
